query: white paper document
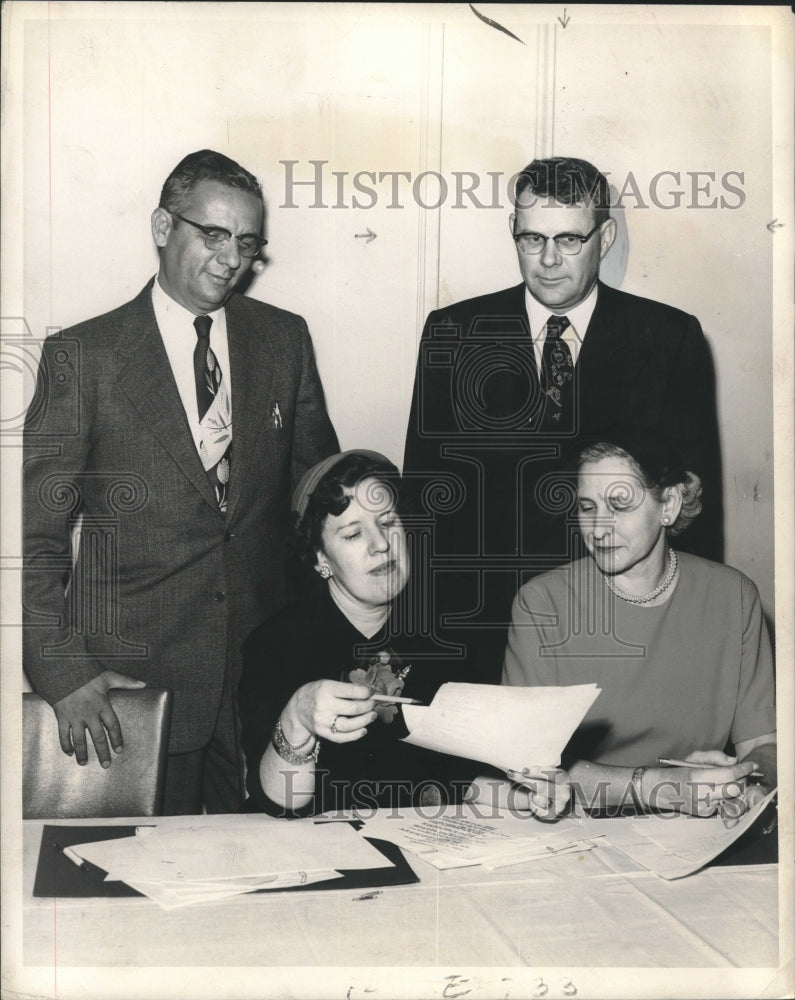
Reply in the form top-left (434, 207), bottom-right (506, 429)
top-left (576, 788), bottom-right (778, 879)
top-left (361, 787), bottom-right (776, 879)
top-left (362, 803), bottom-right (601, 870)
top-left (71, 818), bottom-right (388, 908)
top-left (401, 683), bottom-right (600, 770)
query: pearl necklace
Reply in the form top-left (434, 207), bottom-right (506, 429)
top-left (604, 548), bottom-right (678, 606)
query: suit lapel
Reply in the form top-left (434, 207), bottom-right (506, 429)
top-left (224, 297), bottom-right (276, 521)
top-left (114, 283), bottom-right (222, 514)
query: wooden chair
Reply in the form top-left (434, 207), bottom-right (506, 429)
top-left (23, 689), bottom-right (172, 819)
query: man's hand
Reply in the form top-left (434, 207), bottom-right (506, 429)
top-left (52, 670), bottom-right (147, 768)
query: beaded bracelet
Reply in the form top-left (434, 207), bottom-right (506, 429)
top-left (271, 719), bottom-right (320, 765)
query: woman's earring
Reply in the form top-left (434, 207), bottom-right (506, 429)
top-left (661, 515), bottom-right (670, 526)
top-left (319, 564), bottom-right (332, 580)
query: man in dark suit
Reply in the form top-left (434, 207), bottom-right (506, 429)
top-left (403, 156), bottom-right (721, 683)
top-left (23, 150), bottom-right (338, 813)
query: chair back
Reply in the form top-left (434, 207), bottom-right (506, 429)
top-left (23, 689), bottom-right (172, 819)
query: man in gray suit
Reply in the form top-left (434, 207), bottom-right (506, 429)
top-left (23, 150), bottom-right (339, 813)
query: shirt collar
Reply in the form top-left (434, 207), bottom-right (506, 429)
top-left (525, 281), bottom-right (599, 341)
top-left (152, 274), bottom-right (225, 324)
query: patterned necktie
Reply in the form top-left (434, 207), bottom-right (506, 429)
top-left (541, 315), bottom-right (574, 419)
top-left (193, 315), bottom-right (232, 511)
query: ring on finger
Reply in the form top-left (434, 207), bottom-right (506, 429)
top-left (330, 716), bottom-right (340, 735)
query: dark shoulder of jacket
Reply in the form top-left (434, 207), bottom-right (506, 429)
top-left (226, 292), bottom-right (309, 332)
top-left (49, 281), bottom-right (155, 348)
top-left (597, 281), bottom-right (700, 331)
top-left (422, 283), bottom-right (527, 333)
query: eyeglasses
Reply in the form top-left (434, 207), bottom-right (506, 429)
top-left (173, 213), bottom-right (268, 258)
top-left (513, 222), bottom-right (603, 256)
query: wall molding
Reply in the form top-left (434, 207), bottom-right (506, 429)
top-left (534, 24), bottom-right (557, 158)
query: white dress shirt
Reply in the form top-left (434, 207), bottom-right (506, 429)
top-left (525, 282), bottom-right (599, 372)
top-left (151, 276), bottom-right (232, 455)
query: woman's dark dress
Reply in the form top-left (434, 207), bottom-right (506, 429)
top-left (239, 586), bottom-right (471, 815)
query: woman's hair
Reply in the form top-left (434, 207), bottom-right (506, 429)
top-left (291, 452), bottom-right (403, 576)
top-left (578, 437), bottom-right (702, 536)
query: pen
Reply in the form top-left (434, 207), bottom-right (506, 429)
top-left (658, 758), bottom-right (764, 778)
top-left (370, 694), bottom-right (422, 705)
top-left (52, 841), bottom-right (91, 872)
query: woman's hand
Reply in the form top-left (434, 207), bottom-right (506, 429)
top-left (721, 781), bottom-right (770, 828)
top-left (281, 680), bottom-right (377, 745)
top-left (504, 767), bottom-right (571, 820)
top-left (645, 751), bottom-right (759, 826)
top-left (680, 749), bottom-right (771, 827)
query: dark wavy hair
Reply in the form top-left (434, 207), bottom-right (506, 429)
top-left (578, 435), bottom-right (702, 537)
top-left (513, 156), bottom-right (611, 225)
top-left (291, 452), bottom-right (404, 579)
top-left (159, 149), bottom-right (263, 215)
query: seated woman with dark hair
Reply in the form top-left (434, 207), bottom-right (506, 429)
top-left (239, 450), bottom-right (569, 817)
top-left (503, 434), bottom-right (776, 822)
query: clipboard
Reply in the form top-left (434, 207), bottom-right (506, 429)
top-left (34, 824), bottom-right (419, 899)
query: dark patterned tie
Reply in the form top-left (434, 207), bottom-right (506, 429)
top-left (541, 315), bottom-right (573, 420)
top-left (193, 315), bottom-right (232, 511)
top-left (193, 315), bottom-right (218, 419)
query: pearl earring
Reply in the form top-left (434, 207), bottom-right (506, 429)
top-left (319, 564), bottom-right (332, 580)
top-left (661, 516), bottom-right (670, 526)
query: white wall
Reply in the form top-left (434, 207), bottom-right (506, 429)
top-left (7, 3), bottom-right (790, 619)
top-left (553, 21), bottom-right (775, 600)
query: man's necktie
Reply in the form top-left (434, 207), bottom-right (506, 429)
top-left (193, 315), bottom-right (232, 511)
top-left (541, 315), bottom-right (574, 420)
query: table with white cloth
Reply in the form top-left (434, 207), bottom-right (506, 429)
top-left (21, 811), bottom-right (780, 977)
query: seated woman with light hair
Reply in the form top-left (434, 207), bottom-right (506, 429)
top-left (239, 449), bottom-right (570, 817)
top-left (503, 432), bottom-right (777, 823)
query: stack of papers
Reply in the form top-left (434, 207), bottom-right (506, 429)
top-left (362, 804), bottom-right (602, 870)
top-left (401, 683), bottom-right (600, 770)
top-left (69, 819), bottom-right (389, 908)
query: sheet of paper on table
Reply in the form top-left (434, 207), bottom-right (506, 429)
top-left (401, 682), bottom-right (600, 770)
top-left (361, 803), bottom-right (603, 870)
top-left (70, 818), bottom-right (388, 909)
top-left (362, 787), bottom-right (777, 878)
top-left (576, 787), bottom-right (778, 879)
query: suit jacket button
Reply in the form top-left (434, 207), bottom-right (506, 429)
top-left (214, 591), bottom-right (226, 603)
top-left (224, 530), bottom-right (234, 542)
